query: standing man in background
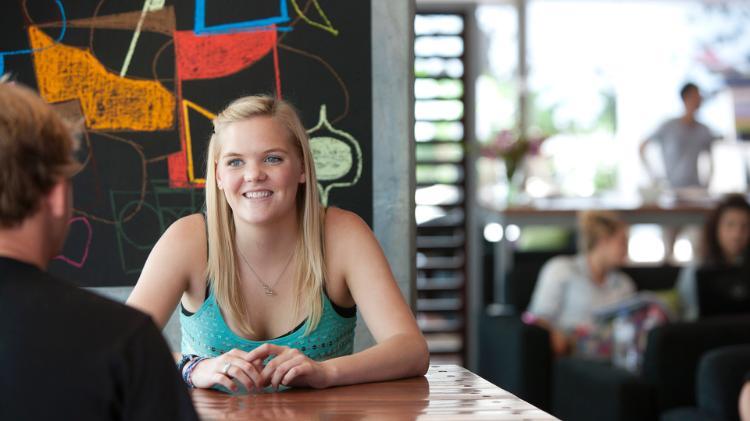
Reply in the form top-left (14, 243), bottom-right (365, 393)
top-left (0, 81), bottom-right (198, 420)
top-left (640, 82), bottom-right (718, 189)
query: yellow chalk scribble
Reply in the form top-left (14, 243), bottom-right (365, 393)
top-left (291, 0), bottom-right (339, 36)
top-left (182, 99), bottom-right (215, 184)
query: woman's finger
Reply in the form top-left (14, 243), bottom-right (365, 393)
top-left (211, 373), bottom-right (237, 393)
top-left (226, 348), bottom-right (250, 359)
top-left (229, 359), bottom-right (263, 390)
top-left (270, 355), bottom-right (306, 390)
top-left (226, 363), bottom-right (256, 392)
top-left (244, 343), bottom-right (287, 362)
top-left (251, 358), bottom-right (264, 371)
top-left (281, 363), bottom-right (309, 387)
top-left (260, 348), bottom-right (298, 380)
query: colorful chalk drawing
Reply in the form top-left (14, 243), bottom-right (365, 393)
top-left (5, 1), bottom-right (369, 283)
top-left (54, 216), bottom-right (93, 268)
top-left (111, 180), bottom-right (202, 274)
top-left (28, 26), bottom-right (175, 131)
top-left (290, 0), bottom-right (339, 36)
top-left (307, 105), bottom-right (362, 206)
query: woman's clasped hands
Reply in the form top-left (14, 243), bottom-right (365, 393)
top-left (190, 344), bottom-right (332, 393)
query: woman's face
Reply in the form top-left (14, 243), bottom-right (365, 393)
top-left (600, 226), bottom-right (629, 267)
top-left (717, 208), bottom-right (750, 262)
top-left (215, 116), bottom-right (305, 226)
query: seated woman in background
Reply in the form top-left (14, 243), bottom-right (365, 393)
top-left (524, 210), bottom-right (635, 356)
top-left (127, 95), bottom-right (428, 393)
top-left (677, 194), bottom-right (750, 321)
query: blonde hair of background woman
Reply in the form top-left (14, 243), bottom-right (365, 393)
top-left (205, 95), bottom-right (325, 337)
top-left (577, 210), bottom-right (625, 253)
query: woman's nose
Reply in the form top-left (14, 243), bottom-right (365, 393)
top-left (244, 163), bottom-right (267, 182)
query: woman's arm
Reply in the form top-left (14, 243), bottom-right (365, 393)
top-left (319, 209), bottom-right (429, 385)
top-left (525, 257), bottom-right (572, 356)
top-left (126, 214), bottom-right (205, 328)
top-left (522, 315), bottom-right (571, 357)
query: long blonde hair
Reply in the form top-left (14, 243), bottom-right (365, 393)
top-left (205, 95), bottom-right (325, 336)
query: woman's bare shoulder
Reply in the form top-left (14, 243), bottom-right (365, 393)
top-left (324, 207), bottom-right (369, 234)
top-left (323, 207), bottom-right (374, 262)
top-left (157, 213), bottom-right (207, 255)
top-left (166, 213), bottom-right (205, 236)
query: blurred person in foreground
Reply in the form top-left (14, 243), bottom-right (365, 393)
top-left (0, 81), bottom-right (198, 420)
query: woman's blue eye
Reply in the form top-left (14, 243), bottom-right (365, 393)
top-left (265, 155), bottom-right (282, 164)
top-left (227, 158), bottom-right (243, 167)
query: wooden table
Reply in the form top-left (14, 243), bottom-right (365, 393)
top-left (191, 364), bottom-right (558, 420)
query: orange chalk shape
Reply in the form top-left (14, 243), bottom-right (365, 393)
top-left (28, 26), bottom-right (175, 131)
top-left (173, 29), bottom-right (276, 80)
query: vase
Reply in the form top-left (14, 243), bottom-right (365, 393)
top-left (503, 159), bottom-right (526, 206)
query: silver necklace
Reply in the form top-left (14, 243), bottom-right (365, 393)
top-left (237, 248), bottom-right (295, 296)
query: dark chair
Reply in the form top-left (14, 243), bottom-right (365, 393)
top-left (479, 312), bottom-right (552, 409)
top-left (479, 250), bottom-right (565, 410)
top-left (661, 345), bottom-right (750, 421)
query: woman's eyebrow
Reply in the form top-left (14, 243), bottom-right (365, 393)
top-left (262, 148), bottom-right (289, 154)
top-left (221, 151), bottom-right (243, 158)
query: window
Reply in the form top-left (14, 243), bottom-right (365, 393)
top-left (415, 12), bottom-right (468, 365)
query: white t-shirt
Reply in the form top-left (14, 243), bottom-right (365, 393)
top-left (649, 118), bottom-right (716, 188)
top-left (526, 255), bottom-right (636, 332)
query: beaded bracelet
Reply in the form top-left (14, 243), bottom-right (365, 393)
top-left (177, 354), bottom-right (198, 374)
top-left (183, 356), bottom-right (208, 388)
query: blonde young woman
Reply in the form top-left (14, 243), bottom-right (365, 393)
top-left (127, 96), bottom-right (428, 392)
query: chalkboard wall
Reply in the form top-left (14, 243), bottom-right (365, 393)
top-left (1, 0), bottom-right (372, 286)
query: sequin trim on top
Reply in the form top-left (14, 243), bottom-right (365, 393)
top-left (180, 291), bottom-right (356, 361)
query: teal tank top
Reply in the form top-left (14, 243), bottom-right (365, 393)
top-left (180, 290), bottom-right (356, 361)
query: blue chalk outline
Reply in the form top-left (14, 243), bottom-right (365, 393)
top-left (194, 0), bottom-right (289, 35)
top-left (0, 0), bottom-right (67, 74)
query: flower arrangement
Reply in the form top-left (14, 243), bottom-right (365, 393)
top-left (480, 129), bottom-right (546, 182)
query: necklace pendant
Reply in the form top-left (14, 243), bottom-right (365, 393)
top-left (263, 286), bottom-right (276, 296)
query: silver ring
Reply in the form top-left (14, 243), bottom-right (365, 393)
top-left (221, 362), bottom-right (232, 375)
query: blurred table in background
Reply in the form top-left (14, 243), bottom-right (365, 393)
top-left (191, 364), bottom-right (558, 420)
top-left (480, 195), bottom-right (715, 227)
